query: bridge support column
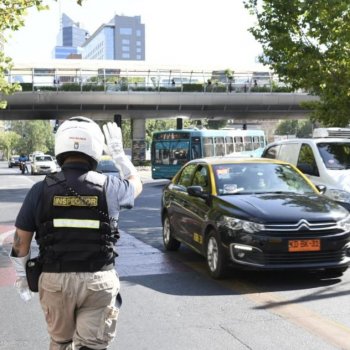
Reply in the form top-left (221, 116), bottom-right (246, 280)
top-left (131, 118), bottom-right (146, 165)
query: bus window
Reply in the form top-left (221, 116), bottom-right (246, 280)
top-left (234, 136), bottom-right (244, 152)
top-left (154, 141), bottom-right (171, 164)
top-left (253, 136), bottom-right (260, 150)
top-left (203, 137), bottom-right (214, 157)
top-left (244, 136), bottom-right (253, 151)
top-left (260, 135), bottom-right (266, 148)
top-left (191, 144), bottom-right (201, 159)
top-left (215, 137), bottom-right (225, 156)
top-left (225, 136), bottom-right (234, 154)
top-left (191, 137), bottom-right (202, 159)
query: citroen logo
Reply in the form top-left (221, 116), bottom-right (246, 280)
top-left (296, 219), bottom-right (311, 230)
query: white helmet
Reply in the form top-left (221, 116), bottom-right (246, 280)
top-left (55, 116), bottom-right (105, 168)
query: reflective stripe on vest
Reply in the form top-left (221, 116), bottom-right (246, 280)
top-left (53, 218), bottom-right (100, 229)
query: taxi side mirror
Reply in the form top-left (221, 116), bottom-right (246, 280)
top-left (187, 186), bottom-right (208, 199)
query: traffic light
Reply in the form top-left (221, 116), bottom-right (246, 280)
top-left (176, 117), bottom-right (183, 130)
top-left (53, 120), bottom-right (60, 133)
top-left (114, 114), bottom-right (122, 127)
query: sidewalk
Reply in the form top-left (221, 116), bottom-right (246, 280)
top-left (135, 165), bottom-right (155, 184)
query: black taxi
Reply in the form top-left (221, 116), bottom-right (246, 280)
top-left (161, 157), bottom-right (350, 278)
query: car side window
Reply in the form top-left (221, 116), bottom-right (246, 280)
top-left (177, 164), bottom-right (197, 188)
top-left (297, 144), bottom-right (319, 176)
top-left (191, 165), bottom-right (209, 192)
top-left (262, 145), bottom-right (279, 159)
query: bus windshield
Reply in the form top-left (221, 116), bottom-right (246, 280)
top-left (153, 140), bottom-right (190, 165)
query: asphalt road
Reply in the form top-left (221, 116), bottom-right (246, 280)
top-left (0, 162), bottom-right (350, 350)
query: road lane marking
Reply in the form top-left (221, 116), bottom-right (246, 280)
top-left (225, 279), bottom-right (350, 350)
top-left (185, 260), bottom-right (350, 350)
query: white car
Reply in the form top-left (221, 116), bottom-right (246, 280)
top-left (261, 129), bottom-right (350, 210)
top-left (31, 154), bottom-right (57, 175)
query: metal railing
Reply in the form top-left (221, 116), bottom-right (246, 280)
top-left (6, 64), bottom-right (296, 94)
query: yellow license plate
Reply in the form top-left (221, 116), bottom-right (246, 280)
top-left (288, 239), bottom-right (321, 252)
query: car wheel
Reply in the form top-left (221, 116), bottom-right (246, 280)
top-left (206, 230), bottom-right (226, 279)
top-left (163, 214), bottom-right (180, 251)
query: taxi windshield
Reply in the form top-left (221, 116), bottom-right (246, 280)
top-left (213, 163), bottom-right (315, 195)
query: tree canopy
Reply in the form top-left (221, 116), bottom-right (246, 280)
top-left (244, 0), bottom-right (350, 127)
top-left (0, 0), bottom-right (83, 108)
top-left (0, 120), bottom-right (54, 158)
top-left (274, 120), bottom-right (313, 138)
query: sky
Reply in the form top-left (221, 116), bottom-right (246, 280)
top-left (4, 0), bottom-right (265, 71)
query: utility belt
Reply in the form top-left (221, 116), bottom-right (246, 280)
top-left (42, 261), bottom-right (114, 273)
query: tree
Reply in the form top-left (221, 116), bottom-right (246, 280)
top-left (274, 119), bottom-right (313, 138)
top-left (244, 0), bottom-right (350, 126)
top-left (0, 0), bottom-right (83, 108)
top-left (10, 120), bottom-right (54, 154)
top-left (205, 119), bottom-right (228, 130)
top-left (0, 130), bottom-right (21, 160)
top-left (274, 120), bottom-right (298, 136)
top-left (296, 120), bottom-right (313, 138)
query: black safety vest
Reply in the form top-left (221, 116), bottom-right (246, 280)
top-left (36, 168), bottom-right (119, 272)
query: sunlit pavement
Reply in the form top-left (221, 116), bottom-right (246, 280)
top-left (0, 226), bottom-right (16, 287)
top-left (0, 227), bottom-right (187, 288)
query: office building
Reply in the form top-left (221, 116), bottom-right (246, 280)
top-left (82, 15), bottom-right (145, 61)
top-left (53, 13), bottom-right (89, 59)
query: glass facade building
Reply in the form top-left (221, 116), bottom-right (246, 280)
top-left (54, 13), bottom-right (89, 59)
top-left (54, 46), bottom-right (82, 59)
top-left (82, 25), bottom-right (114, 60)
top-left (82, 15), bottom-right (145, 61)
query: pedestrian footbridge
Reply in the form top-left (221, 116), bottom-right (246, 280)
top-left (0, 60), bottom-right (318, 121)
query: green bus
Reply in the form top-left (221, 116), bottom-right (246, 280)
top-left (151, 128), bottom-right (266, 179)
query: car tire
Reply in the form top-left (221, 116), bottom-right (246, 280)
top-left (206, 230), bottom-right (227, 279)
top-left (163, 214), bottom-right (180, 251)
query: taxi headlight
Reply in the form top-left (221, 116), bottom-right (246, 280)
top-left (221, 216), bottom-right (264, 233)
top-left (326, 189), bottom-right (350, 204)
top-left (338, 215), bottom-right (350, 232)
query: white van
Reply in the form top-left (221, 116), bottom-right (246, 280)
top-left (31, 154), bottom-right (57, 175)
top-left (261, 128), bottom-right (350, 210)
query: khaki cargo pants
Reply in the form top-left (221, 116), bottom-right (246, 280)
top-left (39, 270), bottom-right (120, 350)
